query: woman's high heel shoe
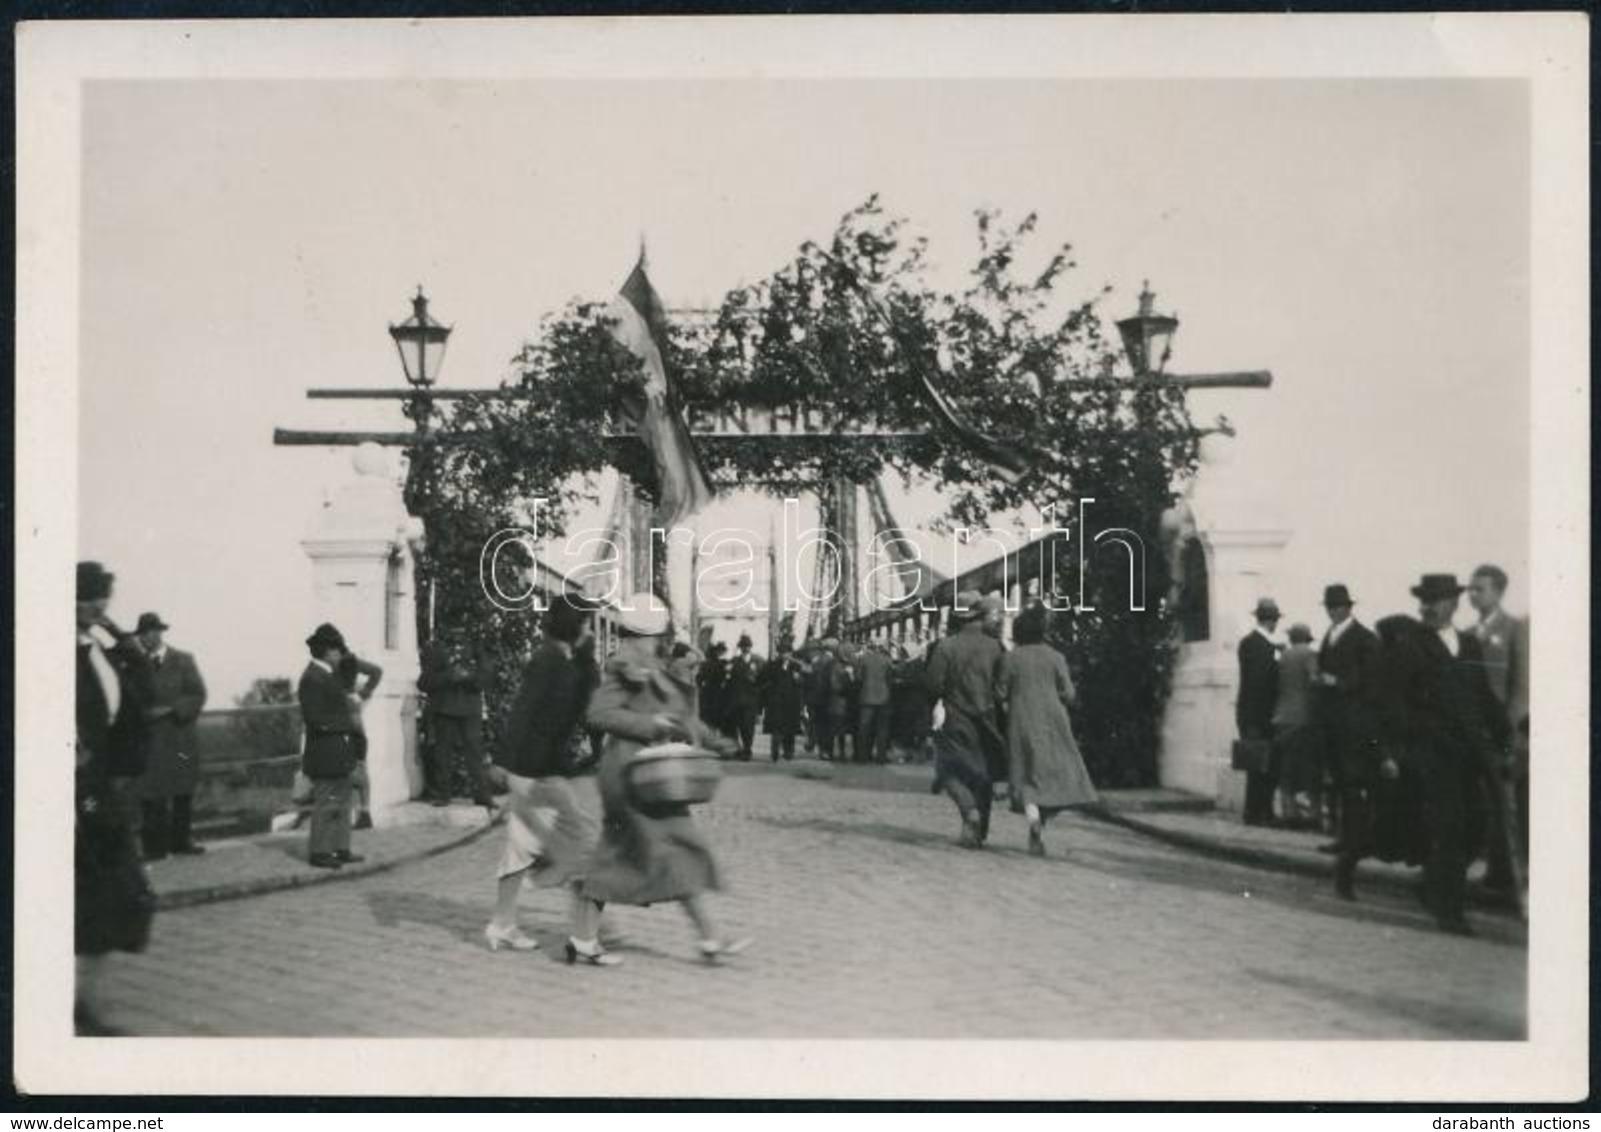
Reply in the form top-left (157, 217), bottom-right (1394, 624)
top-left (484, 923), bottom-right (540, 952)
top-left (699, 937), bottom-right (754, 965)
top-left (565, 938), bottom-right (623, 967)
top-left (1028, 824), bottom-right (1046, 857)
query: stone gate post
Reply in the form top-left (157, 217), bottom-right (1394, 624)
top-left (300, 443), bottom-right (424, 825)
top-left (1158, 436), bottom-right (1292, 811)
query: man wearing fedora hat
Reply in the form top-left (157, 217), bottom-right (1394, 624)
top-left (1382, 574), bottom-right (1510, 933)
top-left (298, 623), bottom-right (364, 869)
top-left (926, 591), bottom-right (1007, 847)
top-left (133, 612), bottom-right (209, 859)
top-left (1315, 583), bottom-right (1382, 867)
top-left (1236, 598), bottom-right (1282, 826)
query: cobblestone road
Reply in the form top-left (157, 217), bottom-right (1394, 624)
top-left (96, 766), bottom-right (1526, 1039)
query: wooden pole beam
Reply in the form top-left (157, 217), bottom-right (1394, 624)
top-left (1062, 371), bottom-right (1272, 390)
top-left (306, 388), bottom-right (526, 400)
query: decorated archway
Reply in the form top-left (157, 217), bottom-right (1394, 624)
top-left (406, 197), bottom-right (1240, 787)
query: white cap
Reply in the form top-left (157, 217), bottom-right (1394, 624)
top-left (614, 603), bottom-right (672, 637)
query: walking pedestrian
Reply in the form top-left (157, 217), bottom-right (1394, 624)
top-left (75, 561), bottom-right (156, 1035)
top-left (133, 612), bottom-right (209, 859)
top-left (297, 623), bottom-right (363, 870)
top-left (927, 591), bottom-right (1007, 848)
top-left (418, 632), bottom-right (495, 808)
top-left (1235, 598), bottom-right (1282, 826)
top-left (485, 596), bottom-right (600, 954)
top-left (855, 641), bottom-right (893, 764)
top-left (996, 604), bottom-right (1098, 856)
top-left (577, 603), bottom-right (751, 967)
top-left (1380, 575), bottom-right (1510, 933)
top-left (760, 639), bottom-right (806, 762)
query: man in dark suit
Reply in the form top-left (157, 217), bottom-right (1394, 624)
top-left (75, 561), bottom-right (156, 1034)
top-left (1468, 563), bottom-right (1530, 891)
top-left (418, 632), bottom-right (496, 808)
top-left (298, 623), bottom-right (363, 869)
top-left (727, 634), bottom-right (764, 761)
top-left (1235, 598), bottom-right (1282, 826)
top-left (1384, 574), bottom-right (1510, 934)
top-left (75, 563), bottom-right (155, 844)
top-left (1316, 583), bottom-right (1384, 896)
top-left (133, 612), bottom-right (209, 859)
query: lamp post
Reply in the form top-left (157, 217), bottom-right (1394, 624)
top-left (1116, 281), bottom-right (1179, 378)
top-left (389, 287), bottom-right (452, 644)
top-left (389, 286), bottom-right (453, 430)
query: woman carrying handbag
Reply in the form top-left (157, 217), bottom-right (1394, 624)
top-left (573, 602), bottom-right (751, 968)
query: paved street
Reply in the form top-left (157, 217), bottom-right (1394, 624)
top-left (97, 764), bottom-right (1526, 1040)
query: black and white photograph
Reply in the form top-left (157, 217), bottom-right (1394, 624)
top-left (14, 13), bottom-right (1588, 1101)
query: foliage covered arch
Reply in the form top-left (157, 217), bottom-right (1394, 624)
top-left (409, 197), bottom-right (1200, 786)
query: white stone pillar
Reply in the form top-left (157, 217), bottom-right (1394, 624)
top-left (301, 443), bottom-right (424, 826)
top-left (1158, 436), bottom-right (1291, 810)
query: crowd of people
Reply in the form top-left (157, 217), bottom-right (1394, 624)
top-left (73, 551), bottom-right (1531, 1028)
top-left (1234, 567), bottom-right (1530, 935)
top-left (694, 632), bottom-right (936, 766)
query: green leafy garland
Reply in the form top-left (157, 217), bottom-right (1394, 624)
top-left (410, 197), bottom-right (1199, 786)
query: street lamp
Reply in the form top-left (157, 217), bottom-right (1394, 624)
top-left (1116, 281), bottom-right (1179, 378)
top-left (389, 286), bottom-right (452, 388)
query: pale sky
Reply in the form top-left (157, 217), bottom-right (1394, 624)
top-left (79, 79), bottom-right (1530, 701)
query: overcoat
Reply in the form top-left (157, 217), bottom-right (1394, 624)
top-left (298, 661), bottom-right (359, 780)
top-left (997, 643), bottom-right (1098, 813)
top-left (138, 648), bottom-right (208, 799)
top-left (1317, 620), bottom-right (1383, 778)
top-left (497, 639), bottom-right (586, 779)
top-left (583, 654), bottom-right (720, 906)
top-left (760, 655), bottom-right (806, 736)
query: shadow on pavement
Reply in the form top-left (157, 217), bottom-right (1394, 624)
top-left (1244, 967), bottom-right (1525, 1040)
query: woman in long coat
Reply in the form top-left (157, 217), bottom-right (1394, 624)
top-left (574, 604), bottom-right (750, 967)
top-left (996, 604), bottom-right (1099, 857)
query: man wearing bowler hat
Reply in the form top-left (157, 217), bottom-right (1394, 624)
top-left (133, 612), bottom-right (209, 859)
top-left (1382, 574), bottom-right (1509, 933)
top-left (1316, 583), bottom-right (1381, 868)
top-left (1236, 598), bottom-right (1282, 826)
top-left (298, 623), bottom-right (365, 869)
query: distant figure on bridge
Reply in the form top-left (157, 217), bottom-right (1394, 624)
top-left (854, 641), bottom-right (893, 765)
top-left (697, 641), bottom-right (731, 739)
top-left (727, 634), bottom-right (763, 761)
top-left (805, 638), bottom-right (839, 759)
top-left (926, 592), bottom-right (1007, 849)
top-left (760, 639), bottom-right (806, 762)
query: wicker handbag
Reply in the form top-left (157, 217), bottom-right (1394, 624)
top-left (626, 742), bottom-right (723, 808)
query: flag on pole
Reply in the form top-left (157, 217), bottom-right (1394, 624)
top-left (606, 250), bottom-right (714, 528)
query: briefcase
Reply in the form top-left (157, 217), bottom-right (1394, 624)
top-left (1231, 737), bottom-right (1274, 773)
top-left (627, 743), bottom-right (723, 808)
